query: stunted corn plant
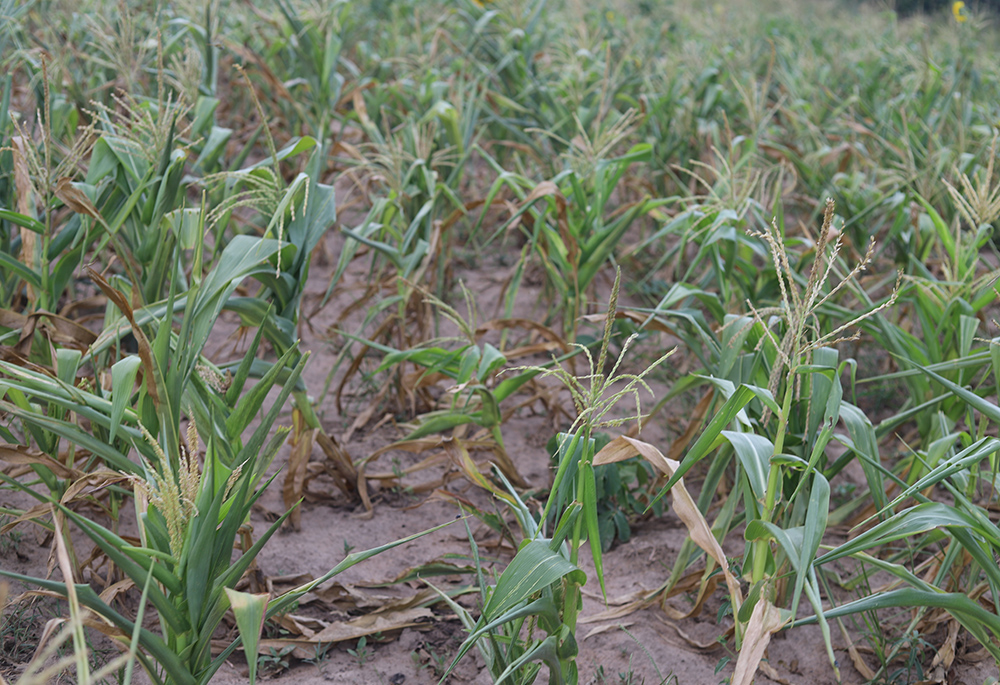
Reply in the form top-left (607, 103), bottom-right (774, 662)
top-left (436, 270), bottom-right (673, 685)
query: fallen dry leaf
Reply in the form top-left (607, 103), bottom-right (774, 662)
top-left (250, 607), bottom-right (434, 660)
top-left (731, 597), bottom-right (786, 685)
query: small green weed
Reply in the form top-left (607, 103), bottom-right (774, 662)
top-left (258, 646), bottom-right (295, 677)
top-left (348, 636), bottom-right (374, 667)
top-left (304, 642), bottom-right (332, 676)
top-left (411, 645), bottom-right (450, 679)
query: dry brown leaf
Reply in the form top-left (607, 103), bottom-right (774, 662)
top-left (583, 622), bottom-right (634, 640)
top-left (311, 607), bottom-right (433, 642)
top-left (59, 469), bottom-right (129, 506)
top-left (283, 415), bottom-right (314, 530)
top-left (313, 430), bottom-right (357, 495)
top-left (273, 612), bottom-right (322, 639)
top-left (342, 389), bottom-right (385, 443)
top-left (581, 310), bottom-right (674, 336)
top-left (352, 89), bottom-right (375, 132)
top-left (914, 668), bottom-right (947, 684)
top-left (86, 268), bottom-right (161, 409)
top-left (266, 573), bottom-right (315, 594)
top-left (840, 619), bottom-right (877, 681)
top-left (12, 137), bottom-right (36, 304)
top-left (657, 616), bottom-right (731, 651)
top-left (33, 617), bottom-right (69, 664)
top-left (40, 311), bottom-right (99, 347)
top-left (11, 136), bottom-right (33, 215)
top-left (363, 562), bottom-right (475, 588)
top-left (731, 598), bottom-right (786, 685)
top-left (758, 660), bottom-right (793, 685)
top-left (580, 597), bottom-right (652, 624)
top-left (1, 502), bottom-right (54, 534)
top-left (0, 444), bottom-right (82, 480)
top-left (661, 574), bottom-right (720, 621)
top-left (931, 618), bottom-right (960, 670)
top-left (580, 587), bottom-right (650, 606)
top-left (523, 180), bottom-right (561, 205)
top-left (593, 436), bottom-right (743, 616)
top-left (253, 607), bottom-right (434, 660)
top-left (54, 177), bottom-right (100, 218)
top-left (303, 582), bottom-right (392, 612)
top-left (98, 578), bottom-right (135, 606)
top-left (579, 555), bottom-right (708, 624)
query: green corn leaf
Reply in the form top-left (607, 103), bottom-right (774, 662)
top-left (581, 460), bottom-right (605, 599)
top-left (0, 400), bottom-right (138, 474)
top-left (225, 344), bottom-right (299, 440)
top-left (838, 403), bottom-right (887, 511)
top-left (224, 589), bottom-right (270, 685)
top-left (794, 588), bottom-right (1000, 661)
top-left (439, 596), bottom-right (558, 685)
top-left (795, 473), bottom-right (830, 620)
top-left (650, 384), bottom-right (758, 510)
top-left (405, 413), bottom-right (481, 440)
top-left (916, 361), bottom-right (1000, 425)
top-left (483, 539), bottom-right (585, 620)
top-left (109, 356), bottom-right (142, 443)
top-left (721, 430), bottom-right (772, 501)
top-left (183, 461), bottom-right (223, 629)
top-left (242, 136), bottom-right (317, 171)
top-left (457, 346), bottom-right (481, 385)
top-left (915, 195), bottom-right (956, 266)
top-left (0, 252), bottom-right (42, 289)
top-left (0, 207), bottom-right (46, 233)
top-left (875, 437), bottom-right (999, 520)
top-left (225, 313), bottom-right (269, 406)
top-left (825, 502), bottom-right (989, 563)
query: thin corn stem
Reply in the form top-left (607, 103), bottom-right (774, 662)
top-left (752, 373), bottom-right (796, 584)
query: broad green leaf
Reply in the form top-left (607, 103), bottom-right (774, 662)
top-left (721, 430), bottom-right (772, 500)
top-left (0, 208), bottom-right (46, 233)
top-left (109, 356), bottom-right (142, 443)
top-left (794, 588), bottom-right (1000, 661)
top-left (825, 502), bottom-right (989, 563)
top-left (581, 460), bottom-right (605, 599)
top-left (838, 403), bottom-right (886, 511)
top-left (915, 195), bottom-right (955, 264)
top-left (242, 136), bottom-right (317, 171)
top-left (917, 361), bottom-right (1000, 425)
top-left (0, 252), bottom-right (42, 289)
top-left (651, 384), bottom-right (759, 509)
top-left (225, 344), bottom-right (299, 440)
top-left (483, 540), bottom-right (585, 620)
top-left (224, 589), bottom-right (269, 684)
top-left (795, 473), bottom-right (830, 619)
top-left (477, 343), bottom-right (507, 382)
top-left (880, 437), bottom-right (998, 517)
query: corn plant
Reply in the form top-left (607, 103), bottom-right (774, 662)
top-left (792, 359), bottom-right (1000, 671)
top-left (432, 271), bottom-right (672, 685)
top-left (0, 229), bottom-right (443, 683)
top-left (480, 134), bottom-right (663, 337)
top-left (842, 148), bottom-right (1000, 441)
top-left (615, 200), bottom-right (901, 681)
